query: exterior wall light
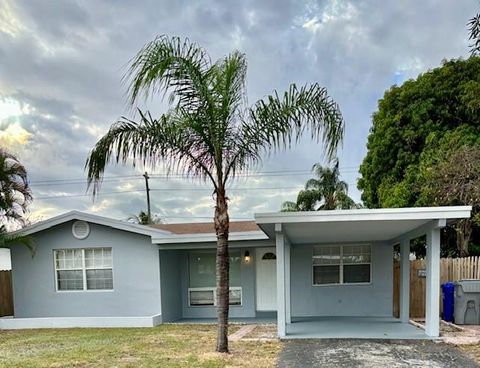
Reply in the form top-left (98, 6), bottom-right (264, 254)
top-left (244, 250), bottom-right (251, 264)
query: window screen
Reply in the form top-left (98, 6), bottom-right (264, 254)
top-left (188, 251), bottom-right (242, 306)
top-left (313, 245), bottom-right (371, 285)
top-left (54, 248), bottom-right (113, 291)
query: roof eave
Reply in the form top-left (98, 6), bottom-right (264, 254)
top-left (254, 206), bottom-right (472, 225)
top-left (152, 230), bottom-right (268, 244)
top-left (15, 210), bottom-right (173, 237)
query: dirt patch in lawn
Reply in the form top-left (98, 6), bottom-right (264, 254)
top-left (241, 324), bottom-right (277, 340)
top-left (413, 319), bottom-right (480, 345)
top-left (0, 324), bottom-right (281, 368)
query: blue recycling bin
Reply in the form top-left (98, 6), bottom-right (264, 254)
top-left (442, 282), bottom-right (455, 322)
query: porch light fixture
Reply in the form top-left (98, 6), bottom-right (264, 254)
top-left (244, 251), bottom-right (251, 264)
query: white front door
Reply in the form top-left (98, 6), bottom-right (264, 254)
top-left (256, 247), bottom-right (277, 311)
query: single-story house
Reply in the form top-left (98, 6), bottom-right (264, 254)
top-left (1, 206), bottom-right (471, 339)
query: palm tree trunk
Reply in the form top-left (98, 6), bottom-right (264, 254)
top-left (215, 186), bottom-right (230, 353)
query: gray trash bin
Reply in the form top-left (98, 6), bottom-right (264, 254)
top-left (454, 280), bottom-right (480, 325)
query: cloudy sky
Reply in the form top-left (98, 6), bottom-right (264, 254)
top-left (0, 0), bottom-right (477, 224)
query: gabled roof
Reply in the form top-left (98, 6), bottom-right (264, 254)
top-left (16, 210), bottom-right (173, 237)
top-left (15, 211), bottom-right (269, 244)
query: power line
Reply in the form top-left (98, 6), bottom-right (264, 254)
top-left (29, 166), bottom-right (361, 186)
top-left (34, 185), bottom-right (310, 200)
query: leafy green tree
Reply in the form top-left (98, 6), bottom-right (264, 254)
top-left (421, 146), bottom-right (480, 256)
top-left (85, 36), bottom-right (344, 352)
top-left (358, 57), bottom-right (480, 209)
top-left (0, 149), bottom-right (32, 226)
top-left (282, 160), bottom-right (357, 211)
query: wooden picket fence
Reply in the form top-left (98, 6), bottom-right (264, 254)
top-left (393, 257), bottom-right (480, 318)
top-left (0, 271), bottom-right (13, 317)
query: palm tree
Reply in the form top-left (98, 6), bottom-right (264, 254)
top-left (86, 36), bottom-right (344, 352)
top-left (0, 225), bottom-right (35, 254)
top-left (282, 160), bottom-right (356, 211)
top-left (0, 149), bottom-right (32, 226)
top-left (127, 210), bottom-right (162, 225)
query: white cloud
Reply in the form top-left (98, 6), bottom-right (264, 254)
top-left (0, 0), bottom-right (25, 37)
top-left (0, 0), bottom-right (477, 222)
top-left (0, 121), bottom-right (31, 149)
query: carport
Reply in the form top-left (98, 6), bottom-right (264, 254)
top-left (255, 206), bottom-right (472, 339)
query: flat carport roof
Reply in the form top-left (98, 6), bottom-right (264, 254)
top-left (254, 206), bottom-right (472, 244)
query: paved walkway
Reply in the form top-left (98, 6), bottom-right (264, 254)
top-left (278, 339), bottom-right (478, 367)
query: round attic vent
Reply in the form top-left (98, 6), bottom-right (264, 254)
top-left (72, 221), bottom-right (90, 240)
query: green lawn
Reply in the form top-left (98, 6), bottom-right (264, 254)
top-left (0, 324), bottom-right (280, 368)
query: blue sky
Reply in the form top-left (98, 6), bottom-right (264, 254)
top-left (0, 0), bottom-right (477, 223)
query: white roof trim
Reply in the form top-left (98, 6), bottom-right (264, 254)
top-left (255, 206), bottom-right (472, 224)
top-left (152, 230), bottom-right (268, 244)
top-left (16, 210), bottom-right (173, 237)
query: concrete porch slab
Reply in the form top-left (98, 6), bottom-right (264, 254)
top-left (285, 317), bottom-right (429, 339)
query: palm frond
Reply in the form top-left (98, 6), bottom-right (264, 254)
top-left (280, 201), bottom-right (298, 212)
top-left (124, 35), bottom-right (212, 111)
top-left (86, 110), bottom-right (218, 196)
top-left (0, 230), bottom-right (35, 256)
top-left (0, 148), bottom-right (32, 225)
top-left (296, 189), bottom-right (320, 211)
top-left (468, 13), bottom-right (480, 56)
top-left (224, 83), bottom-right (344, 183)
top-left (249, 83), bottom-right (343, 157)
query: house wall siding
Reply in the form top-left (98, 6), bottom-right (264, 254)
top-left (290, 242), bottom-right (393, 317)
top-left (10, 221), bottom-right (161, 318)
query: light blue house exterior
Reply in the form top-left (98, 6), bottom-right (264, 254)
top-left (2, 207), bottom-right (471, 339)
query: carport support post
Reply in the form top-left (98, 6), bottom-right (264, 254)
top-left (400, 239), bottom-right (410, 323)
top-left (285, 237), bottom-right (291, 324)
top-left (425, 226), bottom-right (441, 337)
top-left (275, 223), bottom-right (286, 337)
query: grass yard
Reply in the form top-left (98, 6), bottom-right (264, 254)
top-left (0, 324), bottom-right (281, 368)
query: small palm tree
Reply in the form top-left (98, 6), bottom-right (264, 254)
top-left (127, 210), bottom-right (162, 225)
top-left (0, 226), bottom-right (35, 255)
top-left (282, 160), bottom-right (356, 211)
top-left (86, 36), bottom-right (344, 352)
top-left (0, 149), bottom-right (32, 226)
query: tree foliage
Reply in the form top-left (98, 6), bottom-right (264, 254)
top-left (358, 57), bottom-right (480, 209)
top-left (358, 57), bottom-right (480, 255)
top-left (0, 225), bottom-right (35, 255)
top-left (0, 148), bottom-right (32, 226)
top-left (422, 146), bottom-right (480, 256)
top-left (0, 149), bottom-right (34, 254)
top-left (282, 160), bottom-right (357, 211)
top-left (86, 35), bottom-right (344, 352)
top-left (128, 210), bottom-right (162, 225)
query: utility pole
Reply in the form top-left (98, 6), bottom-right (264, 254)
top-left (143, 172), bottom-right (151, 224)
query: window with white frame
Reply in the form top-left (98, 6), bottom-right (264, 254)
top-left (313, 245), bottom-right (371, 285)
top-left (54, 248), bottom-right (113, 291)
top-left (188, 251), bottom-right (242, 306)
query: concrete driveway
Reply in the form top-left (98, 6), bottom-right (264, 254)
top-left (278, 339), bottom-right (478, 368)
